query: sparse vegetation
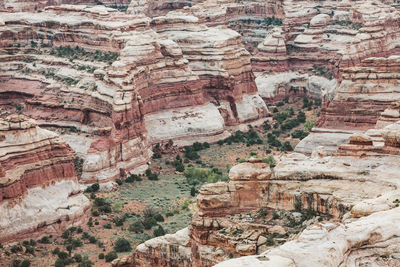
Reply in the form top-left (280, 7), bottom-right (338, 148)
top-left (114, 238), bottom-right (131, 252)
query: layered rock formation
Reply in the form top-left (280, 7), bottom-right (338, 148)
top-left (134, 119), bottom-right (400, 267)
top-left (144, 0), bottom-right (285, 53)
top-left (142, 0), bottom-right (400, 154)
top-left (0, 0), bottom-right (132, 12)
top-left (376, 101), bottom-right (400, 129)
top-left (128, 0), bottom-right (206, 17)
top-left (0, 115), bottom-right (90, 243)
top-left (0, 4), bottom-right (267, 182)
top-left (216, 124), bottom-right (400, 267)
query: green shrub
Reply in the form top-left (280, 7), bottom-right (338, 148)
top-left (105, 251), bottom-right (117, 262)
top-left (146, 169), bottom-right (159, 180)
top-left (190, 186), bottom-right (196, 197)
top-left (88, 236), bottom-right (97, 244)
top-left (24, 245), bottom-right (34, 255)
top-left (263, 121), bottom-right (271, 131)
top-left (237, 158), bottom-right (246, 163)
top-left (262, 156), bottom-right (276, 168)
top-left (98, 253), bottom-right (105, 259)
top-left (129, 221), bottom-right (144, 233)
top-left (77, 256), bottom-right (93, 267)
top-left (11, 245), bottom-right (20, 253)
top-left (103, 223), bottom-right (112, 229)
top-left (282, 141), bottom-right (293, 152)
top-left (94, 198), bottom-right (112, 213)
top-left (291, 130), bottom-right (309, 140)
top-left (57, 251), bottom-right (69, 260)
top-left (54, 259), bottom-right (65, 267)
top-left (175, 162), bottom-right (185, 172)
top-left (154, 214), bottom-right (164, 222)
top-left (116, 179), bottom-right (123, 185)
top-left (21, 259), bottom-right (31, 267)
top-left (266, 235), bottom-right (275, 246)
top-left (143, 217), bottom-right (157, 230)
top-left (297, 111), bottom-right (306, 123)
top-left (71, 238), bottom-right (83, 248)
top-left (153, 226), bottom-right (166, 237)
top-left (87, 217), bottom-right (93, 227)
top-left (304, 120), bottom-right (316, 132)
top-left (114, 238), bottom-right (131, 252)
top-left (184, 149), bottom-right (200, 160)
top-left (74, 254), bottom-right (82, 262)
top-left (274, 112), bottom-right (288, 123)
top-left (85, 183), bottom-right (99, 193)
top-left (39, 236), bottom-right (50, 244)
top-left (125, 176), bottom-right (134, 183)
top-left (11, 260), bottom-right (21, 267)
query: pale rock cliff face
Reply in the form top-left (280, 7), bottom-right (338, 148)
top-left (0, 5), bottom-right (268, 182)
top-left (133, 119), bottom-right (400, 267)
top-left (128, 0), bottom-right (206, 17)
top-left (376, 101), bottom-right (400, 129)
top-left (0, 0), bottom-right (132, 12)
top-left (0, 115), bottom-right (90, 243)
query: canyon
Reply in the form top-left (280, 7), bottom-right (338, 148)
top-left (0, 114), bottom-right (90, 243)
top-left (0, 0), bottom-right (399, 266)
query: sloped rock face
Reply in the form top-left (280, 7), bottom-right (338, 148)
top-left (0, 115), bottom-right (90, 243)
top-left (151, 0), bottom-right (400, 154)
top-left (0, 4), bottom-right (267, 182)
top-left (376, 101), bottom-right (400, 129)
top-left (0, 5), bottom-right (154, 183)
top-left (134, 120), bottom-right (400, 267)
top-left (128, 0), bottom-right (206, 17)
top-left (139, 0), bottom-right (285, 53)
top-left (133, 227), bottom-right (192, 267)
top-left (316, 56), bottom-right (400, 131)
top-left (0, 0), bottom-right (132, 12)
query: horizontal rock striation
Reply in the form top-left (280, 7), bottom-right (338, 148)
top-left (0, 0), bottom-right (132, 12)
top-left (0, 115), bottom-right (90, 243)
top-left (135, 120), bottom-right (400, 266)
top-left (316, 56), bottom-right (400, 131)
top-left (0, 5), bottom-right (268, 182)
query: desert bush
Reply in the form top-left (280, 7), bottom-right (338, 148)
top-left (262, 156), bottom-right (276, 168)
top-left (282, 141), bottom-right (293, 151)
top-left (143, 217), bottom-right (157, 230)
top-left (184, 167), bottom-right (228, 185)
top-left (153, 226), bottom-right (166, 237)
top-left (190, 186), bottom-right (196, 197)
top-left (129, 221), bottom-right (144, 233)
top-left (154, 214), bottom-right (164, 222)
top-left (73, 254), bottom-right (82, 262)
top-left (77, 256), bottom-right (93, 267)
top-left (103, 223), bottom-right (112, 229)
top-left (291, 130), bottom-right (309, 140)
top-left (114, 238), bottom-right (131, 252)
top-left (105, 251), bottom-right (117, 262)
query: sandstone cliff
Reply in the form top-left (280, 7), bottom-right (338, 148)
top-left (0, 115), bottom-right (90, 243)
top-left (133, 119), bottom-right (400, 267)
top-left (0, 4), bottom-right (267, 182)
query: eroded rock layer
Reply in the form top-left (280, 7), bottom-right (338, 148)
top-left (0, 115), bottom-right (90, 243)
top-left (0, 4), bottom-right (267, 182)
top-left (133, 119), bottom-right (400, 267)
top-left (137, 0), bottom-right (400, 153)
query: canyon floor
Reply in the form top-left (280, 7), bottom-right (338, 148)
top-left (0, 97), bottom-right (320, 266)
